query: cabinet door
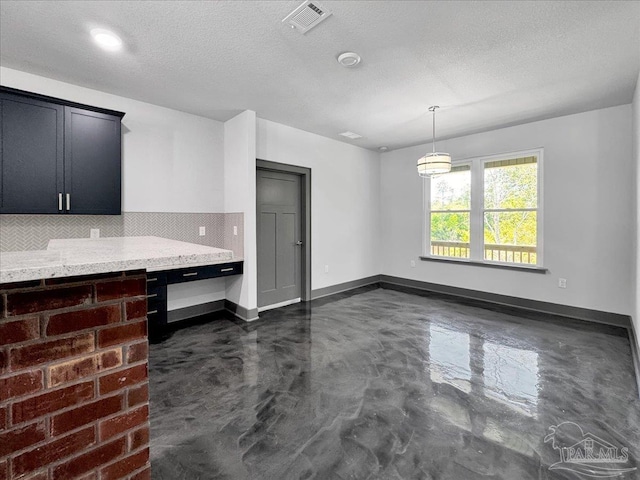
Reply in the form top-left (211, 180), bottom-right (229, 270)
top-left (64, 107), bottom-right (121, 215)
top-left (0, 93), bottom-right (64, 214)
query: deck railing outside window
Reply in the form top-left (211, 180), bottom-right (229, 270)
top-left (430, 241), bottom-right (537, 265)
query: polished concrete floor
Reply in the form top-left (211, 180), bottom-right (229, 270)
top-left (148, 286), bottom-right (640, 479)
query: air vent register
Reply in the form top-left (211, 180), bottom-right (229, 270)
top-left (283, 1), bottom-right (332, 34)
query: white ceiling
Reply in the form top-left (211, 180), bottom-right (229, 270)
top-left (1, 1), bottom-right (639, 151)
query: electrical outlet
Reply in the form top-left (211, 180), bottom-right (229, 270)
top-left (324, 265), bottom-right (329, 274)
top-left (558, 278), bottom-right (567, 288)
top-left (233, 226), bottom-right (238, 236)
top-left (410, 260), bottom-right (416, 267)
top-left (90, 229), bottom-right (100, 239)
top-left (199, 226), bottom-right (206, 236)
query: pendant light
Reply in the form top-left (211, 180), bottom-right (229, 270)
top-left (417, 106), bottom-right (451, 177)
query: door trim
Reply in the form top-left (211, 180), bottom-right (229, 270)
top-left (256, 159), bottom-right (311, 302)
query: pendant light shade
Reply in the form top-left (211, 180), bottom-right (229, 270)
top-left (417, 153), bottom-right (452, 176)
top-left (417, 106), bottom-right (451, 177)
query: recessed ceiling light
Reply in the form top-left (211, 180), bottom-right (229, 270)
top-left (90, 28), bottom-right (123, 51)
top-left (337, 52), bottom-right (361, 68)
top-left (339, 131), bottom-right (363, 140)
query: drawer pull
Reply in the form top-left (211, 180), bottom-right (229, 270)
top-left (147, 278), bottom-right (158, 282)
top-left (147, 294), bottom-right (158, 299)
top-left (148, 310), bottom-right (158, 315)
top-left (220, 268), bottom-right (234, 272)
top-left (183, 272), bottom-right (198, 277)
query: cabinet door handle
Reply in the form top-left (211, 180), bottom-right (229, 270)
top-left (66, 193), bottom-right (70, 211)
top-left (148, 310), bottom-right (158, 315)
top-left (220, 268), bottom-right (234, 272)
top-left (147, 293), bottom-right (158, 299)
top-left (182, 272), bottom-right (198, 277)
top-left (147, 278), bottom-right (158, 282)
top-left (58, 193), bottom-right (63, 211)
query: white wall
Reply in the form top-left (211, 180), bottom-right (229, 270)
top-left (381, 105), bottom-right (634, 315)
top-left (167, 278), bottom-right (225, 311)
top-left (256, 119), bottom-right (381, 291)
top-left (0, 67), bottom-right (225, 213)
top-left (224, 111), bottom-right (258, 315)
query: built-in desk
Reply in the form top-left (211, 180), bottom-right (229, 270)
top-left (146, 260), bottom-right (243, 335)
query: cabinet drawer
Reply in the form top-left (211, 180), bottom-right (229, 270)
top-left (166, 266), bottom-right (209, 284)
top-left (147, 281), bottom-right (166, 297)
top-left (165, 261), bottom-right (243, 284)
top-left (147, 286), bottom-right (166, 312)
top-left (211, 262), bottom-right (243, 277)
top-left (147, 288), bottom-right (167, 331)
top-left (146, 272), bottom-right (167, 287)
top-left (146, 306), bottom-right (167, 322)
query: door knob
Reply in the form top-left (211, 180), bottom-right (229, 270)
top-left (295, 241), bottom-right (303, 246)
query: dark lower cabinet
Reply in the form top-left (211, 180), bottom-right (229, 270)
top-left (166, 261), bottom-right (243, 284)
top-left (146, 261), bottom-right (243, 342)
top-left (146, 272), bottom-right (168, 342)
top-left (0, 86), bottom-right (124, 215)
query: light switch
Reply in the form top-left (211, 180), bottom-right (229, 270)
top-left (199, 226), bottom-right (206, 236)
top-left (233, 226), bottom-right (238, 236)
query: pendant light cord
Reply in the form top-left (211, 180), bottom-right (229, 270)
top-left (432, 108), bottom-right (436, 154)
top-left (429, 105), bottom-right (439, 154)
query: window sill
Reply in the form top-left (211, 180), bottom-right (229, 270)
top-left (419, 256), bottom-right (549, 274)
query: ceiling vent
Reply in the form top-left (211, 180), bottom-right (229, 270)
top-left (283, 1), bottom-right (332, 34)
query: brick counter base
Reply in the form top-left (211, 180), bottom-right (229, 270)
top-left (0, 271), bottom-right (150, 480)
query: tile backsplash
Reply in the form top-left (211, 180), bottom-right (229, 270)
top-left (0, 214), bottom-right (124, 251)
top-left (0, 212), bottom-right (244, 258)
top-left (123, 212), bottom-right (225, 247)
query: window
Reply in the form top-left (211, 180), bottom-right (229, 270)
top-left (429, 165), bottom-right (471, 258)
top-left (425, 149), bottom-right (542, 267)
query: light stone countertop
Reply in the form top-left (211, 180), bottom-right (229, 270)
top-left (0, 236), bottom-right (238, 284)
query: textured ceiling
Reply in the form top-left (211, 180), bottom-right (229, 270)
top-left (1, 0), bottom-right (639, 151)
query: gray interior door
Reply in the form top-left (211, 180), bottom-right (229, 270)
top-left (257, 169), bottom-right (302, 308)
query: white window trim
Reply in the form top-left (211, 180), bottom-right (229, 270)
top-left (423, 148), bottom-right (544, 269)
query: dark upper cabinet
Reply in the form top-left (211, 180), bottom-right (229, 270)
top-left (64, 107), bottom-right (122, 215)
top-left (0, 87), bottom-right (125, 215)
top-left (0, 92), bottom-right (64, 214)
